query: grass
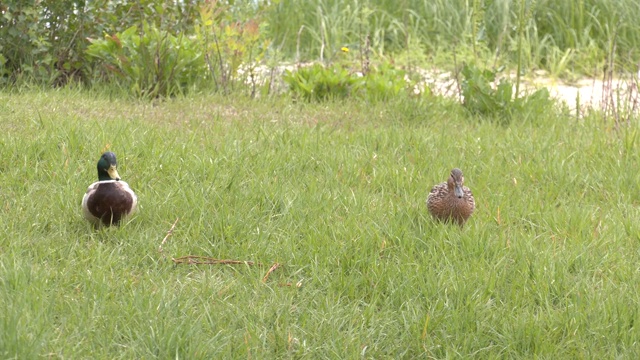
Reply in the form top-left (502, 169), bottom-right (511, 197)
top-left (1, 87), bottom-right (640, 358)
top-left (266, 0), bottom-right (640, 76)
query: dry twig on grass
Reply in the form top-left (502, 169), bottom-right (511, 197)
top-left (172, 256), bottom-right (285, 284)
top-left (172, 255), bottom-right (257, 265)
top-left (158, 218), bottom-right (179, 256)
top-left (262, 262), bottom-right (281, 283)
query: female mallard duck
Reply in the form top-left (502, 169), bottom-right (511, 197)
top-left (82, 152), bottom-right (137, 227)
top-left (427, 168), bottom-right (475, 226)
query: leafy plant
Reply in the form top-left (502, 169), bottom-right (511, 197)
top-left (0, 0), bottom-right (204, 87)
top-left (284, 62), bottom-right (413, 102)
top-left (195, 0), bottom-right (271, 95)
top-left (86, 23), bottom-right (206, 98)
top-left (284, 64), bottom-right (355, 101)
top-left (460, 63), bottom-right (551, 122)
top-left (353, 63), bottom-right (411, 101)
top-left (0, 3), bottom-right (54, 84)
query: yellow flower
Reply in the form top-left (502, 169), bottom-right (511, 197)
top-left (341, 47), bottom-right (349, 53)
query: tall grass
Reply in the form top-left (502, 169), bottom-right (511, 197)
top-left (265, 0), bottom-right (640, 76)
top-left (1, 88), bottom-right (640, 357)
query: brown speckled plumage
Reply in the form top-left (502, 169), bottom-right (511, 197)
top-left (427, 168), bottom-right (475, 226)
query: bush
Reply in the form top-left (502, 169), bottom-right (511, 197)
top-left (284, 63), bottom-right (413, 102)
top-left (0, 0), bottom-right (203, 86)
top-left (86, 24), bottom-right (206, 98)
top-left (194, 0), bottom-right (271, 95)
top-left (460, 63), bottom-right (552, 122)
top-left (284, 64), bottom-right (355, 101)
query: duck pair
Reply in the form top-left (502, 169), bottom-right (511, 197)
top-left (82, 153), bottom-right (475, 227)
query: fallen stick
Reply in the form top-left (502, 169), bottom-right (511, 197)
top-left (172, 255), bottom-right (257, 265)
top-left (172, 257), bottom-right (284, 283)
top-left (262, 262), bottom-right (281, 283)
top-left (159, 217), bottom-right (179, 255)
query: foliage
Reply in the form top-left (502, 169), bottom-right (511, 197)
top-left (194, 0), bottom-right (271, 95)
top-left (86, 24), bottom-right (206, 98)
top-left (284, 64), bottom-right (355, 101)
top-left (0, 0), bottom-right (204, 86)
top-left (284, 63), bottom-right (412, 102)
top-left (354, 63), bottom-right (414, 101)
top-left (460, 63), bottom-right (552, 122)
top-left (2, 0), bottom-right (640, 89)
top-left (0, 1), bottom-right (57, 84)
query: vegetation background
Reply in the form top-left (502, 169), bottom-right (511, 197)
top-left (1, 0), bottom-right (640, 358)
top-left (2, 0), bottom-right (640, 89)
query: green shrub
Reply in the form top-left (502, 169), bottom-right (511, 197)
top-left (460, 63), bottom-right (552, 122)
top-left (194, 0), bottom-right (271, 95)
top-left (284, 63), bottom-right (413, 102)
top-left (357, 64), bottom-right (413, 101)
top-left (86, 24), bottom-right (206, 98)
top-left (284, 64), bottom-right (355, 101)
top-left (0, 0), bottom-right (202, 87)
top-left (0, 3), bottom-right (54, 84)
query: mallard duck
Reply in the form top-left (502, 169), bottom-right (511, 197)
top-left (82, 152), bottom-right (137, 227)
top-left (427, 168), bottom-right (475, 226)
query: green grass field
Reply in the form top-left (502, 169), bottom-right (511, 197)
top-left (1, 88), bottom-right (640, 358)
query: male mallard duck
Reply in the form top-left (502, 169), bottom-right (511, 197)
top-left (82, 152), bottom-right (137, 227)
top-left (427, 168), bottom-right (475, 226)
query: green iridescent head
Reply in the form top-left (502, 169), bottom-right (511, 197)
top-left (96, 152), bottom-right (121, 181)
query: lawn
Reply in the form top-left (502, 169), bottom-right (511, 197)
top-left (1, 88), bottom-right (639, 358)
